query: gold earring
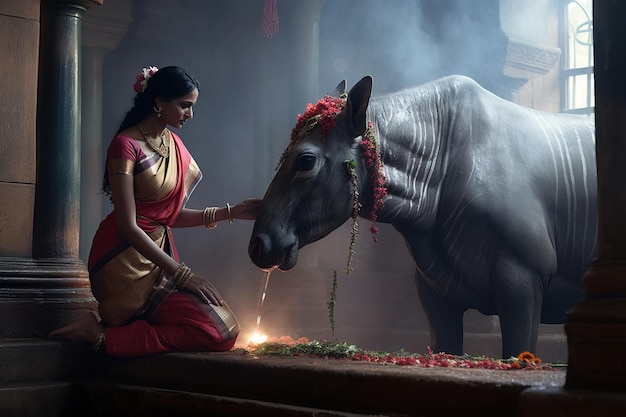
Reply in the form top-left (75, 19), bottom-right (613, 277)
top-left (153, 105), bottom-right (162, 118)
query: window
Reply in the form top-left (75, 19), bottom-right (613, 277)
top-left (562, 0), bottom-right (594, 114)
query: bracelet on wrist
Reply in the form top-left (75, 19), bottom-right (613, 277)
top-left (90, 328), bottom-right (106, 353)
top-left (203, 206), bottom-right (218, 229)
top-left (174, 262), bottom-right (195, 291)
top-left (226, 203), bottom-right (234, 224)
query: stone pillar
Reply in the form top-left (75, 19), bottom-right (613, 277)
top-left (283, 0), bottom-right (325, 113)
top-left (288, 0), bottom-right (325, 323)
top-left (564, 0), bottom-right (626, 390)
top-left (34, 0), bottom-right (102, 259)
top-left (0, 0), bottom-right (103, 337)
top-left (253, 0), bottom-right (325, 191)
top-left (79, 48), bottom-right (106, 261)
top-left (253, 33), bottom-right (278, 194)
top-left (80, 2), bottom-right (131, 261)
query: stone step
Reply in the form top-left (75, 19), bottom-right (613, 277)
top-left (0, 338), bottom-right (94, 384)
top-left (79, 380), bottom-right (377, 417)
top-left (0, 380), bottom-right (76, 417)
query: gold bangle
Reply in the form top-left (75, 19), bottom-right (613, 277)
top-left (174, 262), bottom-right (195, 291)
top-left (90, 329), bottom-right (106, 353)
top-left (203, 206), bottom-right (218, 229)
top-left (226, 203), bottom-right (234, 224)
top-left (178, 269), bottom-right (194, 290)
top-left (209, 207), bottom-right (217, 229)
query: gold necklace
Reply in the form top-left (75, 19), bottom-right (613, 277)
top-left (137, 122), bottom-right (169, 158)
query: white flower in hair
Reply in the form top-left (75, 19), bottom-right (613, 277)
top-left (133, 66), bottom-right (159, 93)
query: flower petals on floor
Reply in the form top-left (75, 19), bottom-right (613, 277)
top-left (246, 338), bottom-right (556, 371)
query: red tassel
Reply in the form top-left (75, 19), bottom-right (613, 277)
top-left (262, 0), bottom-right (279, 39)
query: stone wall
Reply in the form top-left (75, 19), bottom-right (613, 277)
top-left (0, 0), bottom-right (39, 257)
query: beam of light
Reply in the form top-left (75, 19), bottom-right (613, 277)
top-left (248, 270), bottom-right (271, 346)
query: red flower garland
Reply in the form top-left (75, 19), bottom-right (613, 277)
top-left (359, 121), bottom-right (387, 224)
top-left (291, 95), bottom-right (345, 142)
top-left (285, 96), bottom-right (387, 244)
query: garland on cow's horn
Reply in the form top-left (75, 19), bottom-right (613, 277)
top-left (281, 94), bottom-right (387, 336)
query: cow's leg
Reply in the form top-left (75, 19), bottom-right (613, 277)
top-left (415, 269), bottom-right (464, 355)
top-left (541, 274), bottom-right (583, 323)
top-left (493, 257), bottom-right (543, 358)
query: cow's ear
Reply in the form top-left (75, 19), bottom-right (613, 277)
top-left (345, 76), bottom-right (372, 137)
top-left (331, 80), bottom-right (347, 98)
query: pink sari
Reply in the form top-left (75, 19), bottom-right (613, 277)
top-left (88, 131), bottom-right (201, 326)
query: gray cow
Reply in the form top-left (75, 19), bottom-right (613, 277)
top-left (248, 75), bottom-right (597, 358)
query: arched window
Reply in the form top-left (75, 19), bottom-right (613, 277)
top-left (562, 0), bottom-right (594, 114)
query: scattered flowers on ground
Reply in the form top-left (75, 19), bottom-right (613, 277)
top-left (510, 351), bottom-right (543, 368)
top-left (246, 339), bottom-right (555, 371)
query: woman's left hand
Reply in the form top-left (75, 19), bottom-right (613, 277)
top-left (185, 274), bottom-right (224, 305)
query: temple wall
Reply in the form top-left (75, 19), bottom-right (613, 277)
top-left (0, 1), bottom-right (39, 257)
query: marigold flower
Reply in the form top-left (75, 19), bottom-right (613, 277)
top-left (517, 351), bottom-right (536, 362)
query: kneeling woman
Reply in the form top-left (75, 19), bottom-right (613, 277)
top-left (49, 66), bottom-right (260, 357)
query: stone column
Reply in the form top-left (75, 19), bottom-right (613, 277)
top-left (256, 0), bottom-right (330, 341)
top-left (564, 0), bottom-right (626, 390)
top-left (79, 48), bottom-right (106, 261)
top-left (34, 0), bottom-right (102, 259)
top-left (80, 1), bottom-right (131, 261)
top-left (253, 33), bottom-right (278, 193)
top-left (283, 0), bottom-right (325, 113)
top-left (253, 0), bottom-right (325, 191)
top-left (0, 0), bottom-right (103, 336)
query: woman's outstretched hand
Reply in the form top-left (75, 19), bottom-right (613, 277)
top-left (185, 274), bottom-right (224, 306)
top-left (232, 198), bottom-right (262, 221)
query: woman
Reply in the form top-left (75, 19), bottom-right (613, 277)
top-left (49, 66), bottom-right (260, 357)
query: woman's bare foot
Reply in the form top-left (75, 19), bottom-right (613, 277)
top-left (48, 312), bottom-right (102, 344)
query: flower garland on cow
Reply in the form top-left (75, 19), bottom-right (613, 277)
top-left (280, 94), bottom-right (387, 335)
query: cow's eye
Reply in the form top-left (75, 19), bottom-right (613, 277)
top-left (296, 154), bottom-right (316, 171)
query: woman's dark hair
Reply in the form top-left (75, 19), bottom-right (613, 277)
top-left (102, 66), bottom-right (200, 197)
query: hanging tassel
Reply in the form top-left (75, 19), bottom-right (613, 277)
top-left (262, 0), bottom-right (279, 39)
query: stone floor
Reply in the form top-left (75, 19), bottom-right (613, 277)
top-left (83, 348), bottom-right (572, 417)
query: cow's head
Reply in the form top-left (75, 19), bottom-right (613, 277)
top-left (248, 76), bottom-right (373, 270)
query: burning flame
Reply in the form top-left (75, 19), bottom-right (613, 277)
top-left (249, 332), bottom-right (268, 345)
